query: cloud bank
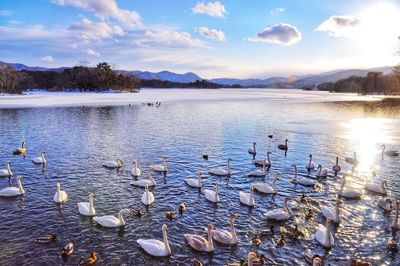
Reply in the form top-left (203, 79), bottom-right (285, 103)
top-left (316, 15), bottom-right (360, 37)
top-left (249, 23), bottom-right (302, 45)
top-left (192, 1), bottom-right (226, 18)
top-left (195, 27), bottom-right (226, 41)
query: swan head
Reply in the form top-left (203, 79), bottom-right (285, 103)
top-left (228, 158), bottom-right (233, 161)
top-left (253, 142), bottom-right (256, 145)
top-left (55, 183), bottom-right (61, 189)
top-left (121, 208), bottom-right (132, 215)
top-left (309, 154), bottom-right (312, 158)
top-left (162, 224), bottom-right (168, 233)
top-left (267, 151), bottom-right (272, 155)
top-left (132, 160), bottom-right (137, 165)
top-left (291, 164), bottom-right (297, 169)
top-left (207, 224), bottom-right (214, 233)
top-left (117, 159), bottom-right (123, 165)
top-left (372, 171), bottom-right (377, 178)
top-left (230, 214), bottom-right (239, 220)
top-left (198, 171), bottom-right (202, 177)
top-left (89, 193), bottom-right (95, 199)
top-left (274, 176), bottom-right (281, 181)
top-left (163, 156), bottom-right (168, 160)
top-left (317, 164), bottom-right (322, 170)
top-left (215, 181), bottom-right (220, 189)
top-left (382, 180), bottom-right (387, 187)
top-left (284, 197), bottom-right (291, 204)
top-left (250, 186), bottom-right (254, 192)
top-left (248, 252), bottom-right (258, 262)
top-left (336, 198), bottom-right (343, 205)
top-left (6, 160), bottom-right (10, 165)
top-left (326, 217), bottom-right (334, 225)
top-left (17, 175), bottom-right (23, 181)
top-left (41, 151), bottom-right (46, 154)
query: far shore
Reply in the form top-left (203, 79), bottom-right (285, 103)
top-left (0, 88), bottom-right (388, 109)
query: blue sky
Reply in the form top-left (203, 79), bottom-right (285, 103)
top-left (1, 0), bottom-right (400, 78)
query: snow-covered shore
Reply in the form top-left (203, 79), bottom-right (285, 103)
top-left (0, 88), bottom-right (376, 109)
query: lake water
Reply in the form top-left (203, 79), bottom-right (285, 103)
top-left (0, 90), bottom-right (399, 265)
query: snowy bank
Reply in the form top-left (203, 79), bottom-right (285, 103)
top-left (0, 88), bottom-right (378, 109)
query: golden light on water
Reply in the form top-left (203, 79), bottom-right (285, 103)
top-left (343, 118), bottom-right (393, 174)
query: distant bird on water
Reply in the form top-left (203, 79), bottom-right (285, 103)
top-left (13, 141), bottom-right (26, 155)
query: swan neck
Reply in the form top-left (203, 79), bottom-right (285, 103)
top-left (335, 202), bottom-right (340, 221)
top-left (294, 166), bottom-right (297, 179)
top-left (207, 228), bottom-right (214, 251)
top-left (272, 178), bottom-right (278, 190)
top-left (230, 219), bottom-right (238, 242)
top-left (197, 173), bottom-right (202, 187)
top-left (253, 143), bottom-right (256, 152)
top-left (308, 156), bottom-right (312, 164)
top-left (267, 153), bottom-right (271, 163)
top-left (146, 187), bottom-right (150, 204)
top-left (394, 203), bottom-right (399, 226)
top-left (248, 254), bottom-right (254, 266)
top-left (249, 189), bottom-right (254, 205)
top-left (227, 160), bottom-right (231, 174)
top-left (118, 210), bottom-right (126, 225)
top-left (340, 179), bottom-right (345, 193)
top-left (285, 200), bottom-right (291, 215)
top-left (89, 197), bottom-right (95, 215)
top-left (325, 220), bottom-right (331, 246)
top-left (7, 163), bottom-right (12, 175)
top-left (163, 228), bottom-right (171, 254)
top-left (215, 184), bottom-right (219, 202)
top-left (17, 179), bottom-right (24, 194)
top-left (163, 160), bottom-right (167, 171)
top-left (336, 157), bottom-right (339, 165)
top-left (41, 153), bottom-right (46, 163)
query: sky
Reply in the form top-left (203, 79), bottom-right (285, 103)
top-left (0, 0), bottom-right (400, 79)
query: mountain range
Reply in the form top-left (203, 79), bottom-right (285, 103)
top-left (1, 61), bottom-right (394, 88)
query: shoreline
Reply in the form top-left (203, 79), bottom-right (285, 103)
top-left (0, 88), bottom-right (385, 109)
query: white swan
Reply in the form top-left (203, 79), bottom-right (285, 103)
top-left (137, 224), bottom-right (171, 257)
top-left (0, 176), bottom-right (25, 197)
top-left (264, 197), bottom-right (292, 221)
top-left (53, 183), bottom-right (68, 203)
top-left (345, 152), bottom-right (358, 165)
top-left (392, 200), bottom-right (399, 229)
top-left (248, 160), bottom-right (267, 177)
top-left (130, 173), bottom-right (156, 187)
top-left (103, 159), bottom-right (123, 168)
top-left (78, 193), bottom-right (96, 216)
top-left (209, 158), bottom-right (232, 176)
top-left (381, 144), bottom-right (399, 157)
top-left (150, 156), bottom-right (168, 173)
top-left (316, 164), bottom-right (328, 178)
top-left (365, 180), bottom-right (387, 195)
top-left (315, 218), bottom-right (334, 248)
top-left (320, 199), bottom-right (341, 223)
top-left (204, 181), bottom-right (220, 203)
top-left (93, 208), bottom-right (132, 228)
top-left (278, 139), bottom-right (288, 151)
top-left (332, 157), bottom-right (341, 175)
top-left (239, 186), bottom-right (255, 206)
top-left (339, 176), bottom-right (361, 199)
top-left (141, 185), bottom-right (154, 205)
top-left (32, 152), bottom-right (46, 164)
top-left (184, 171), bottom-right (202, 188)
top-left (248, 142), bottom-right (256, 155)
top-left (253, 151), bottom-right (272, 167)
top-left (184, 224), bottom-right (214, 252)
top-left (131, 160), bottom-right (141, 177)
top-left (306, 154), bottom-right (315, 174)
top-left (253, 176), bottom-right (279, 194)
top-left (292, 165), bottom-right (317, 186)
top-left (212, 214), bottom-right (239, 245)
top-left (0, 161), bottom-right (13, 177)
top-left (378, 198), bottom-right (392, 212)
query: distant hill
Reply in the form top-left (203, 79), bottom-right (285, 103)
top-left (132, 70), bottom-right (202, 83)
top-left (0, 61), bottom-right (68, 72)
top-left (0, 60), bottom-right (395, 88)
top-left (292, 66), bottom-right (393, 88)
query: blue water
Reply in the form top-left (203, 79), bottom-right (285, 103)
top-left (0, 99), bottom-right (399, 265)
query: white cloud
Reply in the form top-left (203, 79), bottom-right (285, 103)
top-left (52, 0), bottom-right (141, 28)
top-left (40, 55), bottom-right (54, 63)
top-left (85, 48), bottom-right (100, 57)
top-left (192, 1), bottom-right (226, 18)
top-left (69, 19), bottom-right (125, 41)
top-left (249, 23), bottom-right (302, 45)
top-left (0, 10), bottom-right (12, 17)
top-left (143, 29), bottom-right (204, 48)
top-left (270, 7), bottom-right (285, 16)
top-left (195, 27), bottom-right (226, 41)
top-left (316, 15), bottom-right (360, 37)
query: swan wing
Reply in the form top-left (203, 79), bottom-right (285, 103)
top-left (93, 215), bottom-right (120, 227)
top-left (209, 168), bottom-right (227, 176)
top-left (0, 187), bottom-right (20, 196)
top-left (213, 229), bottom-right (233, 244)
top-left (320, 205), bottom-right (335, 220)
top-left (185, 234), bottom-right (208, 251)
top-left (137, 239), bottom-right (167, 256)
top-left (151, 165), bottom-right (164, 172)
top-left (78, 202), bottom-right (89, 215)
top-left (341, 190), bottom-right (361, 199)
top-left (253, 183), bottom-right (273, 193)
top-left (298, 177), bottom-right (316, 186)
top-left (239, 191), bottom-right (250, 205)
top-left (0, 169), bottom-right (10, 176)
top-left (184, 178), bottom-right (198, 187)
top-left (204, 190), bottom-right (218, 202)
top-left (32, 157), bottom-right (43, 164)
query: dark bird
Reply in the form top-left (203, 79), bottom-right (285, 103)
top-left (165, 211), bottom-right (174, 221)
top-left (202, 154), bottom-right (208, 160)
top-left (268, 135), bottom-right (273, 139)
top-left (60, 243), bottom-right (74, 257)
top-left (179, 203), bottom-right (186, 215)
top-left (277, 139), bottom-right (288, 151)
top-left (133, 208), bottom-right (142, 217)
top-left (35, 234), bottom-right (60, 243)
top-left (191, 257), bottom-right (203, 266)
top-left (80, 252), bottom-right (97, 266)
top-left (13, 141), bottom-right (26, 155)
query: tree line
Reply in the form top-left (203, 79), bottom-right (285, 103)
top-left (316, 65), bottom-right (400, 95)
top-left (0, 62), bottom-right (141, 94)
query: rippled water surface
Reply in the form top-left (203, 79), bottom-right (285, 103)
top-left (0, 93), bottom-right (399, 265)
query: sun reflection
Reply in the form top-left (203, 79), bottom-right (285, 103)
top-left (343, 118), bottom-right (393, 174)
